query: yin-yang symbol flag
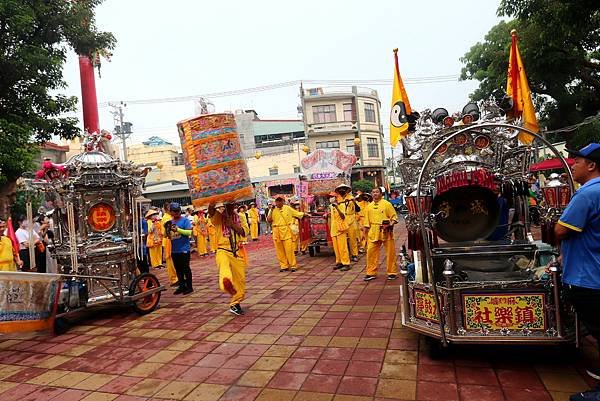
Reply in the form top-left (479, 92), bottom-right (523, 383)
top-left (390, 48), bottom-right (412, 147)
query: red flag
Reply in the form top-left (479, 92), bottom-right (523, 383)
top-left (6, 217), bottom-right (19, 256)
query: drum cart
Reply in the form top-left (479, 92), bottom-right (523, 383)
top-left (397, 103), bottom-right (578, 351)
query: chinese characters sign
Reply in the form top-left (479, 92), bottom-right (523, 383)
top-left (87, 202), bottom-right (116, 232)
top-left (463, 293), bottom-right (546, 330)
top-left (310, 172), bottom-right (337, 180)
top-left (414, 290), bottom-right (439, 322)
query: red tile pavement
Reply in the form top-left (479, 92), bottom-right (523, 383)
top-left (0, 229), bottom-right (595, 401)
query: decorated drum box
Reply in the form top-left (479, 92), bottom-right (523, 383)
top-left (177, 113), bottom-right (254, 207)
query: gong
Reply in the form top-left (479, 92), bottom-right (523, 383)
top-left (432, 186), bottom-right (500, 242)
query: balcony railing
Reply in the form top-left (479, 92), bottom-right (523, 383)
top-left (304, 86), bottom-right (379, 99)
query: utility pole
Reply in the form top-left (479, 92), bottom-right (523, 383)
top-left (109, 101), bottom-right (133, 161)
top-left (391, 147), bottom-right (396, 186)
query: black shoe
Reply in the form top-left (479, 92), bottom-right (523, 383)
top-left (291, 268), bottom-right (297, 272)
top-left (294, 251), bottom-right (298, 255)
top-left (170, 282), bottom-right (179, 287)
top-left (387, 274), bottom-right (398, 280)
top-left (363, 275), bottom-right (376, 282)
top-left (229, 304), bottom-right (245, 316)
top-left (333, 263), bottom-right (343, 270)
top-left (351, 256), bottom-right (358, 262)
top-left (280, 268), bottom-right (288, 273)
top-left (586, 368), bottom-right (600, 381)
top-left (173, 287), bottom-right (185, 295)
top-left (570, 387), bottom-right (600, 401)
top-left (182, 288), bottom-right (194, 295)
top-left (340, 265), bottom-right (351, 271)
top-left (301, 251), bottom-right (306, 255)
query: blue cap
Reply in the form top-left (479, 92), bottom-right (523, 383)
top-left (566, 143), bottom-right (600, 161)
top-left (170, 202), bottom-right (181, 212)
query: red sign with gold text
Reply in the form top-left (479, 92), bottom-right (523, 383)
top-left (87, 203), bottom-right (116, 232)
top-left (463, 293), bottom-right (546, 331)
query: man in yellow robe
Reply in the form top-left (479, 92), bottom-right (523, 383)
top-left (0, 219), bottom-right (21, 271)
top-left (362, 187), bottom-right (398, 281)
top-left (356, 193), bottom-right (372, 253)
top-left (335, 184), bottom-right (360, 262)
top-left (237, 205), bottom-right (249, 244)
top-left (248, 203), bottom-right (259, 241)
top-left (267, 196), bottom-right (304, 272)
top-left (329, 195), bottom-right (351, 271)
top-left (193, 210), bottom-right (209, 256)
top-left (161, 202), bottom-right (178, 286)
top-left (146, 209), bottom-right (163, 268)
top-left (209, 202), bottom-right (248, 315)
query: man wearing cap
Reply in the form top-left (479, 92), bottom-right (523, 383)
top-left (268, 196), bottom-right (304, 272)
top-left (248, 203), bottom-right (260, 241)
top-left (329, 193), bottom-right (351, 271)
top-left (168, 202), bottom-right (194, 295)
top-left (209, 202), bottom-right (248, 315)
top-left (362, 187), bottom-right (398, 281)
top-left (554, 143), bottom-right (600, 398)
top-left (161, 202), bottom-right (178, 287)
top-left (334, 184), bottom-right (360, 262)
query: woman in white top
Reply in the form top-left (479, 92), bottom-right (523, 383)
top-left (15, 216), bottom-right (43, 272)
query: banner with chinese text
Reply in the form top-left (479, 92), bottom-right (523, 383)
top-left (463, 293), bottom-right (546, 331)
top-left (414, 290), bottom-right (439, 323)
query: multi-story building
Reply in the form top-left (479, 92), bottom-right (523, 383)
top-left (127, 136), bottom-right (186, 183)
top-left (301, 86), bottom-right (385, 185)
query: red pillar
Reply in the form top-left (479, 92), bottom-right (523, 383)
top-left (78, 55), bottom-right (99, 134)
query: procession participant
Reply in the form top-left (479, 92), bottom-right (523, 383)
top-left (248, 202), bottom-right (260, 241)
top-left (267, 196), bottom-right (304, 272)
top-left (206, 212), bottom-right (218, 254)
top-left (334, 184), bottom-right (360, 262)
top-left (146, 209), bottom-right (163, 269)
top-left (554, 144), bottom-right (600, 397)
top-left (0, 219), bottom-right (22, 271)
top-left (295, 202), bottom-right (310, 255)
top-left (329, 193), bottom-right (351, 271)
top-left (33, 214), bottom-right (50, 273)
top-left (291, 201), bottom-right (302, 254)
top-left (193, 209), bottom-right (209, 256)
top-left (357, 193), bottom-right (372, 253)
top-left (15, 216), bottom-right (43, 272)
top-left (169, 202), bottom-right (194, 295)
top-left (161, 202), bottom-right (179, 287)
top-left (237, 205), bottom-right (249, 244)
top-left (209, 202), bottom-right (248, 315)
top-left (362, 187), bottom-right (398, 281)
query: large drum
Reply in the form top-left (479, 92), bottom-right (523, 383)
top-left (432, 169), bottom-right (499, 242)
top-left (177, 113), bottom-right (254, 207)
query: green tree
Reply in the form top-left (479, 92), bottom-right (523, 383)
top-left (0, 0), bottom-right (115, 217)
top-left (460, 0), bottom-right (600, 144)
top-left (352, 179), bottom-right (374, 194)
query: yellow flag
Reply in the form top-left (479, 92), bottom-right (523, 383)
top-left (506, 30), bottom-right (539, 144)
top-left (390, 49), bottom-right (412, 148)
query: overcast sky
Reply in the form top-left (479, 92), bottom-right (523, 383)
top-left (60, 0), bottom-right (505, 157)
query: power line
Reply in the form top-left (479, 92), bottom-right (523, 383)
top-left (98, 75), bottom-right (462, 108)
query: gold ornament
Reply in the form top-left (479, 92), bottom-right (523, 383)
top-left (255, 152), bottom-right (262, 159)
top-left (302, 145), bottom-right (310, 153)
top-left (353, 137), bottom-right (361, 145)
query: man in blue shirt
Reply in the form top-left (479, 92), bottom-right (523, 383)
top-left (169, 202), bottom-right (194, 295)
top-left (555, 143), bottom-right (600, 400)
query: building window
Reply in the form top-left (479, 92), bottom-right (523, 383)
top-left (316, 140), bottom-right (340, 149)
top-left (367, 138), bottom-right (379, 158)
top-left (364, 103), bottom-right (376, 123)
top-left (269, 167), bottom-right (279, 176)
top-left (343, 103), bottom-right (356, 121)
top-left (313, 104), bottom-right (336, 123)
top-left (346, 138), bottom-right (355, 154)
top-left (293, 166), bottom-right (300, 173)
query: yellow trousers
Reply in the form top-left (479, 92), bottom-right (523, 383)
top-left (166, 257), bottom-right (178, 284)
top-left (196, 234), bottom-right (208, 255)
top-left (347, 222), bottom-right (359, 257)
top-left (216, 249), bottom-right (246, 306)
top-left (274, 238), bottom-right (296, 269)
top-left (148, 246), bottom-right (162, 268)
top-left (332, 232), bottom-right (350, 266)
top-left (250, 222), bottom-right (259, 240)
top-left (366, 239), bottom-right (397, 276)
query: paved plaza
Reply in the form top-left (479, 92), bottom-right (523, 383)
top-left (0, 227), bottom-right (597, 401)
